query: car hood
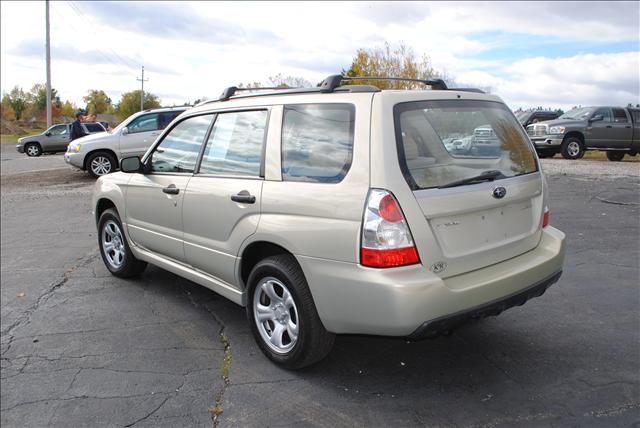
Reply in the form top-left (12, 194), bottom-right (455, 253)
top-left (17, 133), bottom-right (44, 143)
top-left (530, 118), bottom-right (585, 128)
top-left (73, 132), bottom-right (117, 147)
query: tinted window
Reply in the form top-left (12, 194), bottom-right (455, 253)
top-left (282, 104), bottom-right (355, 183)
top-left (128, 113), bottom-right (158, 134)
top-left (49, 125), bottom-right (67, 135)
top-left (612, 108), bottom-right (628, 123)
top-left (395, 100), bottom-right (537, 190)
top-left (85, 123), bottom-right (104, 132)
top-left (593, 108), bottom-right (612, 123)
top-left (159, 111), bottom-right (183, 130)
top-left (199, 110), bottom-right (268, 177)
top-left (150, 115), bottom-right (213, 173)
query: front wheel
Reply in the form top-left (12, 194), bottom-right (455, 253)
top-left (25, 143), bottom-right (42, 157)
top-left (247, 254), bottom-right (335, 369)
top-left (560, 137), bottom-right (584, 160)
top-left (98, 208), bottom-right (147, 278)
top-left (606, 151), bottom-right (625, 162)
top-left (87, 151), bottom-right (117, 178)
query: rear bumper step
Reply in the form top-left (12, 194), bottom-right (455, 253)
top-left (407, 270), bottom-right (562, 340)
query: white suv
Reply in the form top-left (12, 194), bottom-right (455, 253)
top-left (65, 106), bottom-right (188, 178)
top-left (92, 76), bottom-right (566, 368)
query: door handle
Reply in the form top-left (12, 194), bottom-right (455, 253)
top-left (626, 126), bottom-right (632, 128)
top-left (606, 125), bottom-right (612, 128)
top-left (231, 190), bottom-right (256, 204)
top-left (162, 185), bottom-right (180, 195)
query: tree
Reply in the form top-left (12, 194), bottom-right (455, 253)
top-left (1, 95), bottom-right (16, 120)
top-left (5, 86), bottom-right (29, 120)
top-left (115, 90), bottom-right (161, 120)
top-left (83, 90), bottom-right (112, 115)
top-left (59, 101), bottom-right (77, 119)
top-left (266, 74), bottom-right (313, 88)
top-left (343, 42), bottom-right (436, 89)
top-left (28, 83), bottom-right (61, 110)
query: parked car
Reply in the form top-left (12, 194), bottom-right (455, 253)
top-left (92, 75), bottom-right (565, 368)
top-left (16, 122), bottom-right (106, 157)
top-left (65, 106), bottom-right (189, 178)
top-left (527, 106), bottom-right (640, 160)
top-left (516, 110), bottom-right (560, 128)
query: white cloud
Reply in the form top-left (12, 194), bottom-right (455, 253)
top-left (1, 1), bottom-right (638, 111)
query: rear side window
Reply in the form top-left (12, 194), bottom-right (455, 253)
top-left (199, 110), bottom-right (268, 177)
top-left (85, 123), bottom-right (104, 132)
top-left (281, 104), bottom-right (355, 183)
top-left (395, 100), bottom-right (538, 190)
top-left (612, 108), bottom-right (628, 123)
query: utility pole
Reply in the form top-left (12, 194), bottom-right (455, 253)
top-left (45, 0), bottom-right (52, 127)
top-left (136, 66), bottom-right (148, 111)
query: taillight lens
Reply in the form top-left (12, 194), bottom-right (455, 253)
top-left (361, 189), bottom-right (420, 268)
top-left (543, 207), bottom-right (550, 227)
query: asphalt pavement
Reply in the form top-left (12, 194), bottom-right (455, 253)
top-left (1, 154), bottom-right (639, 427)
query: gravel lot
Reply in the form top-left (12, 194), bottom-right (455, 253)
top-left (1, 153), bottom-right (639, 427)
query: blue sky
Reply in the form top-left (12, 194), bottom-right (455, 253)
top-left (1, 1), bottom-right (638, 110)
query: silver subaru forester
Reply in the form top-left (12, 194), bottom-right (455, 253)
top-left (92, 75), bottom-right (565, 368)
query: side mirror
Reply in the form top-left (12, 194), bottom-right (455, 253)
top-left (120, 156), bottom-right (141, 173)
top-left (590, 115), bottom-right (603, 123)
top-left (121, 127), bottom-right (129, 135)
top-left (45, 132), bottom-right (52, 137)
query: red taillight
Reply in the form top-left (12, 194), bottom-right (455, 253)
top-left (361, 247), bottom-right (420, 268)
top-left (543, 208), bottom-right (550, 227)
top-left (379, 194), bottom-right (403, 222)
top-left (361, 189), bottom-right (420, 268)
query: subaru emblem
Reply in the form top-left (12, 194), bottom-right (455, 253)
top-left (492, 186), bottom-right (507, 199)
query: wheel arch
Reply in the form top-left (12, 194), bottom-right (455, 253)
top-left (563, 131), bottom-right (585, 145)
top-left (95, 198), bottom-right (117, 225)
top-left (238, 241), bottom-right (300, 290)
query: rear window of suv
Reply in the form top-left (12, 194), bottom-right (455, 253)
top-left (281, 103), bottom-right (355, 183)
top-left (394, 100), bottom-right (538, 190)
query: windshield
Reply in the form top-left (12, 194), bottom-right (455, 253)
top-left (394, 100), bottom-right (538, 190)
top-left (515, 111), bottom-right (530, 124)
top-left (560, 107), bottom-right (594, 120)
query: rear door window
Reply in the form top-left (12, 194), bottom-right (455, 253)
top-left (612, 108), bottom-right (628, 123)
top-left (199, 110), bottom-right (268, 177)
top-left (394, 100), bottom-right (538, 190)
top-left (281, 103), bottom-right (355, 183)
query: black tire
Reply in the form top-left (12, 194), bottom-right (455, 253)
top-left (606, 151), bottom-right (625, 162)
top-left (246, 254), bottom-right (335, 369)
top-left (98, 208), bottom-right (147, 278)
top-left (24, 143), bottom-right (42, 157)
top-left (560, 136), bottom-right (584, 160)
top-left (86, 151), bottom-right (117, 178)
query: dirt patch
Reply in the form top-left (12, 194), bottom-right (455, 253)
top-left (1, 168), bottom-right (94, 193)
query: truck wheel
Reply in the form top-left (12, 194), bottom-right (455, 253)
top-left (247, 254), bottom-right (335, 369)
top-left (560, 137), bottom-right (584, 160)
top-left (25, 143), bottom-right (42, 157)
top-left (606, 151), bottom-right (625, 162)
top-left (87, 151), bottom-right (117, 178)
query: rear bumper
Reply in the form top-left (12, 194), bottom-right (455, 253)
top-left (297, 226), bottom-right (565, 336)
top-left (407, 270), bottom-right (561, 339)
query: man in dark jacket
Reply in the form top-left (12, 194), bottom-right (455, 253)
top-left (70, 112), bottom-right (87, 141)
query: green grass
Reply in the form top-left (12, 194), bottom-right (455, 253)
top-left (1, 128), bottom-right (47, 144)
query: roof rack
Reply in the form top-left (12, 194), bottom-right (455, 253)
top-left (204, 74), bottom-right (482, 105)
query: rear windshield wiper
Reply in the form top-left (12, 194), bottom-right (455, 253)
top-left (438, 170), bottom-right (506, 189)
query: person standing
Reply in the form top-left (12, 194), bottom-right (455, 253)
top-left (70, 111), bottom-right (87, 142)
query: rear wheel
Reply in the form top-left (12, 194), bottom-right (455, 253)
top-left (87, 151), bottom-right (117, 178)
top-left (247, 254), bottom-right (334, 369)
top-left (98, 208), bottom-right (147, 278)
top-left (25, 143), bottom-right (42, 157)
top-left (560, 137), bottom-right (584, 160)
top-left (606, 151), bottom-right (625, 162)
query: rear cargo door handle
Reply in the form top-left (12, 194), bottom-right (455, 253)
top-left (162, 184), bottom-right (180, 195)
top-left (231, 190), bottom-right (256, 204)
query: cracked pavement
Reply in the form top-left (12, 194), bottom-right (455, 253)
top-left (1, 149), bottom-right (639, 427)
